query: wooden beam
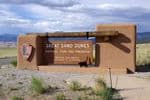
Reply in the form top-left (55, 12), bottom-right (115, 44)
top-left (26, 31), bottom-right (119, 37)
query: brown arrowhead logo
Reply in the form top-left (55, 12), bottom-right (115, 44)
top-left (21, 43), bottom-right (33, 60)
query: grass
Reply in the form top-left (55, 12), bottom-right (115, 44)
top-left (0, 47), bottom-right (17, 58)
top-left (136, 43), bottom-right (150, 66)
top-left (94, 77), bottom-right (106, 95)
top-left (55, 92), bottom-right (65, 100)
top-left (30, 76), bottom-right (44, 94)
top-left (93, 77), bottom-right (113, 100)
top-left (11, 96), bottom-right (23, 100)
top-left (66, 78), bottom-right (116, 100)
top-left (100, 87), bottom-right (113, 100)
top-left (10, 60), bottom-right (17, 67)
top-left (69, 81), bottom-right (81, 91)
top-left (95, 77), bottom-right (106, 89)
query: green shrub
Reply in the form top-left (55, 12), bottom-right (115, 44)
top-left (69, 81), bottom-right (81, 91)
top-left (100, 87), bottom-right (113, 100)
top-left (94, 77), bottom-right (106, 95)
top-left (30, 76), bottom-right (44, 94)
top-left (93, 77), bottom-right (113, 100)
top-left (10, 60), bottom-right (17, 67)
top-left (55, 92), bottom-right (65, 100)
top-left (95, 77), bottom-right (106, 88)
top-left (11, 96), bottom-right (23, 100)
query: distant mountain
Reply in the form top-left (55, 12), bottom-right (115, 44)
top-left (0, 34), bottom-right (18, 42)
top-left (0, 32), bottom-right (149, 43)
top-left (137, 32), bottom-right (150, 43)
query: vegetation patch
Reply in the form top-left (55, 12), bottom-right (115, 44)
top-left (55, 92), bottom-right (65, 100)
top-left (30, 76), bottom-right (44, 94)
top-left (65, 78), bottom-right (120, 100)
top-left (69, 81), bottom-right (81, 91)
top-left (136, 43), bottom-right (150, 66)
top-left (0, 47), bottom-right (17, 58)
top-left (94, 77), bottom-right (106, 94)
top-left (11, 96), bottom-right (23, 100)
top-left (10, 60), bottom-right (17, 67)
top-left (100, 87), bottom-right (113, 100)
top-left (92, 77), bottom-right (115, 100)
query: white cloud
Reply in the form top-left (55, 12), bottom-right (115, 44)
top-left (0, 0), bottom-right (78, 7)
top-left (97, 4), bottom-right (129, 10)
top-left (20, 4), bottom-right (94, 31)
top-left (0, 7), bottom-right (56, 33)
top-left (21, 4), bottom-right (62, 21)
top-left (0, 0), bottom-right (150, 34)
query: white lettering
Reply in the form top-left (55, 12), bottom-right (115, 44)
top-left (74, 44), bottom-right (89, 48)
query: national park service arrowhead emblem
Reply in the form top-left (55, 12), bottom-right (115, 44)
top-left (21, 43), bottom-right (33, 60)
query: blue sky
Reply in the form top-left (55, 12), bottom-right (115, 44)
top-left (0, 0), bottom-right (150, 34)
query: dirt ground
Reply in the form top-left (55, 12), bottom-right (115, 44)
top-left (0, 57), bottom-right (150, 100)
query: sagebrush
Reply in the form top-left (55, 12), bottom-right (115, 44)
top-left (69, 81), bottom-right (81, 91)
top-left (30, 76), bottom-right (44, 94)
top-left (11, 96), bottom-right (23, 100)
top-left (55, 92), bottom-right (65, 100)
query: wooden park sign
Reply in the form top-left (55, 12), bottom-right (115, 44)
top-left (43, 40), bottom-right (93, 65)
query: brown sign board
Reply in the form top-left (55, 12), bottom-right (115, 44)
top-left (43, 40), bottom-right (93, 64)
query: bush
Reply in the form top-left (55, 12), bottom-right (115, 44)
top-left (55, 92), bottom-right (65, 100)
top-left (100, 87), bottom-right (113, 100)
top-left (93, 77), bottom-right (113, 100)
top-left (30, 76), bottom-right (44, 94)
top-left (94, 77), bottom-right (106, 95)
top-left (11, 96), bottom-right (23, 100)
top-left (10, 60), bottom-right (17, 67)
top-left (69, 81), bottom-right (81, 91)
